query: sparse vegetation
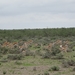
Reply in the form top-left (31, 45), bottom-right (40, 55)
top-left (0, 28), bottom-right (75, 75)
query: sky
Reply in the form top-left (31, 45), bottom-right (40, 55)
top-left (0, 0), bottom-right (75, 29)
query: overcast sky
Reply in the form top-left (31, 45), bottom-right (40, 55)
top-left (0, 0), bottom-right (75, 29)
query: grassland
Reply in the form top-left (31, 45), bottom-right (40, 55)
top-left (0, 28), bottom-right (75, 75)
top-left (0, 51), bottom-right (75, 75)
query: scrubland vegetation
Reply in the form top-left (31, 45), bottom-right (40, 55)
top-left (0, 28), bottom-right (75, 75)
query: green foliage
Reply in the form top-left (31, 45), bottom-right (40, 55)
top-left (62, 59), bottom-right (75, 68)
top-left (49, 66), bottom-right (60, 71)
top-left (0, 28), bottom-right (75, 39)
top-left (72, 46), bottom-right (75, 51)
top-left (0, 54), bottom-right (3, 58)
top-left (73, 67), bottom-right (75, 71)
top-left (42, 50), bottom-right (51, 59)
top-left (51, 45), bottom-right (61, 56)
top-left (69, 42), bottom-right (75, 51)
top-left (0, 47), bottom-right (9, 54)
top-left (9, 48), bottom-right (21, 54)
top-left (67, 60), bottom-right (75, 66)
top-left (0, 58), bottom-right (8, 63)
top-left (44, 72), bottom-right (49, 75)
top-left (35, 50), bottom-right (42, 56)
top-left (7, 54), bottom-right (23, 60)
top-left (3, 71), bottom-right (7, 75)
top-left (15, 61), bottom-right (22, 65)
top-left (56, 53), bottom-right (64, 59)
top-left (25, 50), bottom-right (34, 56)
top-left (0, 62), bottom-right (1, 65)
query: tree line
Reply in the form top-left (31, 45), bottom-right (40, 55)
top-left (0, 28), bottom-right (75, 39)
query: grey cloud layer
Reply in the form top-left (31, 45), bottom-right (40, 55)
top-left (0, 0), bottom-right (75, 29)
top-left (0, 0), bottom-right (75, 16)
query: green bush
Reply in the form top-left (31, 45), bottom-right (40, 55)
top-left (67, 60), bottom-right (75, 66)
top-left (0, 47), bottom-right (9, 54)
top-left (0, 54), bottom-right (3, 58)
top-left (56, 53), bottom-right (64, 59)
top-left (51, 45), bottom-right (61, 56)
top-left (49, 66), bottom-right (60, 71)
top-left (7, 54), bottom-right (23, 60)
top-left (9, 48), bottom-right (21, 54)
top-left (62, 60), bottom-right (70, 68)
top-left (44, 72), bottom-right (49, 75)
top-left (62, 59), bottom-right (75, 68)
top-left (42, 50), bottom-right (51, 59)
top-left (0, 62), bottom-right (1, 65)
top-left (72, 46), bottom-right (75, 51)
top-left (35, 50), bottom-right (42, 56)
top-left (73, 67), bottom-right (75, 71)
top-left (0, 58), bottom-right (8, 63)
top-left (15, 61), bottom-right (22, 65)
top-left (3, 71), bottom-right (6, 75)
top-left (25, 50), bottom-right (34, 56)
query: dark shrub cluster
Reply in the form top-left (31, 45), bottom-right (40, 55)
top-left (3, 71), bottom-right (7, 75)
top-left (51, 45), bottom-right (61, 56)
top-left (56, 53), bottom-right (64, 59)
top-left (62, 59), bottom-right (75, 68)
top-left (25, 50), bottom-right (34, 56)
top-left (7, 54), bottom-right (23, 60)
top-left (0, 47), bottom-right (9, 54)
top-left (49, 66), bottom-right (60, 71)
top-left (9, 48), bottom-right (21, 54)
top-left (0, 58), bottom-right (8, 63)
top-left (42, 50), bottom-right (51, 59)
top-left (44, 72), bottom-right (49, 75)
top-left (15, 61), bottom-right (22, 65)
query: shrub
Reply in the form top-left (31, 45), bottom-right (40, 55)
top-left (51, 45), bottom-right (61, 56)
top-left (3, 71), bottom-right (6, 75)
top-left (67, 60), bottom-right (75, 66)
top-left (62, 59), bottom-right (75, 68)
top-left (33, 67), bottom-right (36, 71)
top-left (69, 42), bottom-right (75, 49)
top-left (25, 50), bottom-right (34, 56)
top-left (35, 50), bottom-right (40, 55)
top-left (0, 62), bottom-right (1, 65)
top-left (42, 50), bottom-right (51, 59)
top-left (62, 60), bottom-right (70, 68)
top-left (15, 61), bottom-right (22, 65)
top-left (56, 53), bottom-right (64, 59)
top-left (73, 67), bottom-right (75, 71)
top-left (7, 54), bottom-right (23, 60)
top-left (9, 48), bottom-right (21, 54)
top-left (0, 47), bottom-right (9, 54)
top-left (0, 58), bottom-right (8, 63)
top-left (44, 72), bottom-right (49, 75)
top-left (49, 66), bottom-right (60, 71)
top-left (35, 50), bottom-right (42, 56)
top-left (0, 54), bottom-right (3, 58)
top-left (38, 74), bottom-right (41, 75)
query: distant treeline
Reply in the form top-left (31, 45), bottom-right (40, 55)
top-left (0, 28), bottom-right (75, 39)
